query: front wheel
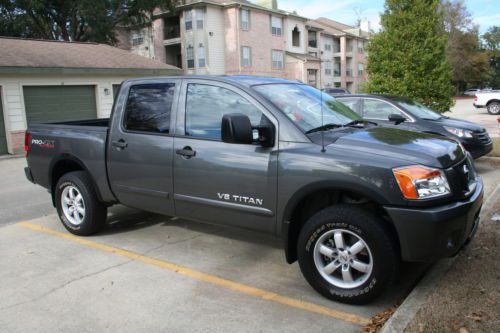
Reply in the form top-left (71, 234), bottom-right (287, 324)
top-left (55, 171), bottom-right (107, 236)
top-left (487, 101), bottom-right (500, 115)
top-left (297, 205), bottom-right (398, 304)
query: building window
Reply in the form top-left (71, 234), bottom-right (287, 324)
top-left (241, 46), bottom-right (251, 67)
top-left (334, 60), bottom-right (341, 76)
top-left (271, 49), bottom-right (284, 69)
top-left (241, 9), bottom-right (250, 30)
top-left (325, 62), bottom-right (332, 75)
top-left (357, 40), bottom-right (364, 53)
top-left (185, 10), bottom-right (192, 31)
top-left (196, 8), bottom-right (204, 29)
top-left (292, 26), bottom-right (300, 47)
top-left (271, 16), bottom-right (282, 36)
top-left (131, 32), bottom-right (144, 46)
top-left (324, 43), bottom-right (332, 51)
top-left (186, 46), bottom-right (194, 68)
top-left (198, 44), bottom-right (206, 67)
top-left (308, 31), bottom-right (317, 48)
top-left (358, 63), bottom-right (364, 76)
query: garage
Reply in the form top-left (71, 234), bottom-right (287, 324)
top-left (0, 91), bottom-right (7, 155)
top-left (0, 37), bottom-right (182, 154)
top-left (23, 85), bottom-right (97, 123)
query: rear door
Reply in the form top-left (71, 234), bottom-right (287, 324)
top-left (108, 80), bottom-right (179, 215)
top-left (172, 79), bottom-right (278, 233)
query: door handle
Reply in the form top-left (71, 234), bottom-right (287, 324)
top-left (176, 146), bottom-right (196, 158)
top-left (112, 139), bottom-right (128, 149)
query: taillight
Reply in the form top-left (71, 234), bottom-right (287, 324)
top-left (24, 131), bottom-right (31, 153)
top-left (474, 96), bottom-right (477, 101)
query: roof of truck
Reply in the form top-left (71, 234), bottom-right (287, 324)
top-left (125, 75), bottom-right (302, 87)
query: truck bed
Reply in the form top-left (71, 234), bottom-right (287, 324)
top-left (26, 118), bottom-right (116, 203)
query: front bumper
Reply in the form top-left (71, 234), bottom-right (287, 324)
top-left (384, 178), bottom-right (483, 262)
top-left (473, 103), bottom-right (485, 108)
top-left (464, 141), bottom-right (493, 159)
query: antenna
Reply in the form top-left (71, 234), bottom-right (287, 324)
top-left (319, 52), bottom-right (326, 153)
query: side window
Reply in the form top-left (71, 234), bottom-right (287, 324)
top-left (338, 98), bottom-right (360, 115)
top-left (185, 84), bottom-right (264, 140)
top-left (124, 83), bottom-right (175, 134)
top-left (362, 99), bottom-right (403, 120)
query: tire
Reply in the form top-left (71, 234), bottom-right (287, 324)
top-left (297, 204), bottom-right (398, 304)
top-left (55, 171), bottom-right (107, 236)
top-left (487, 101), bottom-right (500, 115)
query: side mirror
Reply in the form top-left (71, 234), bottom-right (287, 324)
top-left (388, 113), bottom-right (406, 125)
top-left (221, 113), bottom-right (254, 145)
top-left (221, 113), bottom-right (275, 147)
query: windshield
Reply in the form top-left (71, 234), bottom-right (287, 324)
top-left (397, 100), bottom-right (442, 120)
top-left (253, 84), bottom-right (362, 133)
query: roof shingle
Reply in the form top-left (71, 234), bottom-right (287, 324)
top-left (0, 37), bottom-right (180, 71)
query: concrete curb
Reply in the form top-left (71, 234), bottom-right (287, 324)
top-left (380, 184), bottom-right (500, 333)
top-left (0, 154), bottom-right (24, 160)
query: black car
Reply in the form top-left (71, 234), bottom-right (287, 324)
top-left (336, 94), bottom-right (493, 159)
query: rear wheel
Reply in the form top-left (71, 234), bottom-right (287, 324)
top-left (55, 171), bottom-right (107, 236)
top-left (487, 101), bottom-right (500, 115)
top-left (297, 205), bottom-right (398, 304)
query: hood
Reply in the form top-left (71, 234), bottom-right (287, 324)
top-left (329, 127), bottom-right (465, 168)
top-left (435, 117), bottom-right (485, 132)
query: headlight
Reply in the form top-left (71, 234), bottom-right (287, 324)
top-left (444, 126), bottom-right (473, 138)
top-left (393, 166), bottom-right (450, 199)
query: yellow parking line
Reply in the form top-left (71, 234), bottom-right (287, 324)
top-left (18, 221), bottom-right (372, 326)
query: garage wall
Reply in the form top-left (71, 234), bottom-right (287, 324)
top-left (0, 74), bottom-right (134, 154)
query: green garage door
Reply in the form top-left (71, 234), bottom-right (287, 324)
top-left (23, 85), bottom-right (97, 123)
top-left (0, 91), bottom-right (7, 155)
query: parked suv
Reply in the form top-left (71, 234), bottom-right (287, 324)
top-left (336, 94), bottom-right (493, 159)
top-left (24, 76), bottom-right (483, 304)
top-left (324, 87), bottom-right (351, 96)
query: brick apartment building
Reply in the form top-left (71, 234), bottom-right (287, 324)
top-left (118, 0), bottom-right (370, 92)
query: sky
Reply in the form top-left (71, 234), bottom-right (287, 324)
top-left (278, 0), bottom-right (500, 33)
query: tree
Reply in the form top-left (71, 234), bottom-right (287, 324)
top-left (0, 0), bottom-right (175, 44)
top-left (366, 0), bottom-right (454, 112)
top-left (442, 0), bottom-right (491, 92)
top-left (483, 26), bottom-right (500, 88)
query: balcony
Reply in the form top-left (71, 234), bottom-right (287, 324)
top-left (163, 16), bottom-right (181, 45)
top-left (346, 69), bottom-right (353, 77)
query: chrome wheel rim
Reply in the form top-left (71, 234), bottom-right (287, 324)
top-left (61, 186), bottom-right (85, 225)
top-left (313, 229), bottom-right (373, 289)
top-left (489, 104), bottom-right (500, 114)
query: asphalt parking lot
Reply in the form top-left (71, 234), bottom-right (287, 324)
top-left (0, 155), bottom-right (498, 332)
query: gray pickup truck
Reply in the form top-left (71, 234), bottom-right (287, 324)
top-left (25, 76), bottom-right (483, 304)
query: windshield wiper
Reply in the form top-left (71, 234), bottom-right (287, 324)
top-left (344, 119), bottom-right (378, 127)
top-left (305, 123), bottom-right (343, 134)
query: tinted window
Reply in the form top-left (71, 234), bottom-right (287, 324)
top-left (338, 98), bottom-right (360, 115)
top-left (362, 99), bottom-right (403, 120)
top-left (185, 84), bottom-right (264, 140)
top-left (124, 83), bottom-right (175, 133)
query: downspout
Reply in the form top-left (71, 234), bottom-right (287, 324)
top-left (237, 4), bottom-right (242, 73)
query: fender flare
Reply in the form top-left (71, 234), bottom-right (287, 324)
top-left (281, 180), bottom-right (391, 264)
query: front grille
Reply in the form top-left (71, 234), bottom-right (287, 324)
top-left (472, 130), bottom-right (492, 145)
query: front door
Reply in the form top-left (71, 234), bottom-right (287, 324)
top-left (173, 80), bottom-right (278, 233)
top-left (360, 98), bottom-right (412, 129)
top-left (108, 80), bottom-right (179, 215)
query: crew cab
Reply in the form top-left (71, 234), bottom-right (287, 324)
top-left (24, 76), bottom-right (483, 304)
top-left (474, 90), bottom-right (500, 115)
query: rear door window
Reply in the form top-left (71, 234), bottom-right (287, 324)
top-left (337, 98), bottom-right (361, 116)
top-left (124, 83), bottom-right (176, 134)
